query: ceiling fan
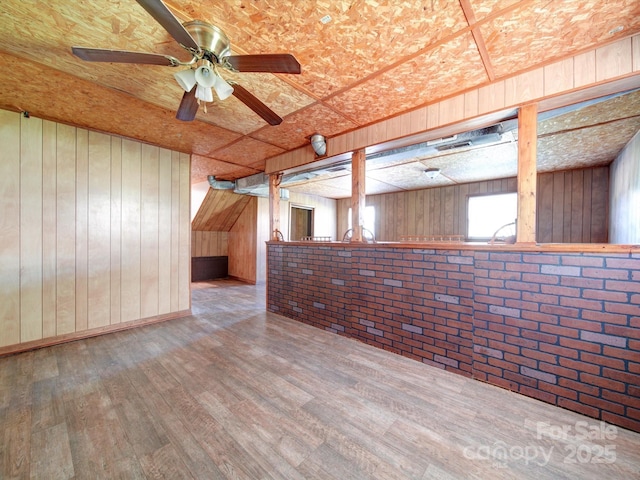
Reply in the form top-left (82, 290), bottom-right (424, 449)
top-left (71, 0), bottom-right (301, 125)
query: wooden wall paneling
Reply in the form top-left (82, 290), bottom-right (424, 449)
top-left (396, 192), bottom-right (406, 241)
top-left (581, 168), bottom-right (593, 243)
top-left (405, 107), bottom-right (424, 134)
top-left (120, 139), bottom-right (142, 322)
top-left (256, 197), bottom-right (270, 283)
top-left (543, 58), bottom-right (574, 96)
top-left (338, 167), bottom-right (606, 243)
top-left (20, 115), bottom-right (43, 342)
top-left (190, 188), bottom-right (213, 230)
top-left (562, 171), bottom-right (572, 243)
top-left (158, 149), bottom-right (172, 316)
top-left (75, 129), bottom-right (89, 332)
top-left (634, 35), bottom-right (640, 71)
top-left (573, 50), bottom-right (597, 88)
top-left (170, 151), bottom-right (180, 312)
top-left (380, 195), bottom-right (388, 239)
top-left (0, 111), bottom-right (21, 347)
top-left (178, 153), bottom-right (190, 311)
top-left (0, 110), bottom-right (192, 352)
top-left (595, 38), bottom-right (633, 82)
top-left (110, 136), bottom-right (122, 325)
top-left (590, 167), bottom-right (609, 243)
top-left (406, 190), bottom-right (416, 237)
top-left (439, 95), bottom-right (466, 126)
top-left (192, 231), bottom-right (201, 257)
top-left (464, 90), bottom-right (479, 119)
top-left (221, 196), bottom-right (252, 232)
top-left (228, 197), bottom-right (257, 283)
top-left (551, 172), bottom-right (565, 243)
top-left (433, 188), bottom-right (442, 235)
top-left (444, 186), bottom-right (455, 235)
top-left (478, 81), bottom-right (505, 115)
top-left (458, 183), bottom-right (469, 237)
top-left (140, 144), bottom-right (160, 319)
top-left (201, 190), bottom-right (230, 231)
top-left (42, 120), bottom-right (57, 338)
top-left (537, 173), bottom-right (554, 243)
top-left (425, 104), bottom-right (439, 130)
top-left (570, 169), bottom-right (584, 243)
top-left (87, 131), bottom-right (111, 329)
top-left (56, 124), bottom-right (77, 335)
top-left (385, 194), bottom-right (399, 240)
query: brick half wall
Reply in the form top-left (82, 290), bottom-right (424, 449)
top-left (267, 244), bottom-right (640, 432)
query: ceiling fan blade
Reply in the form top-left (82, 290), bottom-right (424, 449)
top-left (176, 87), bottom-right (199, 121)
top-left (232, 84), bottom-right (282, 126)
top-left (135, 0), bottom-right (199, 51)
top-left (225, 54), bottom-right (301, 74)
top-left (72, 47), bottom-right (178, 66)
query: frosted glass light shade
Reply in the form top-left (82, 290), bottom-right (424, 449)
top-left (194, 65), bottom-right (215, 88)
top-left (174, 69), bottom-right (196, 92)
top-left (212, 75), bottom-right (234, 100)
top-left (195, 84), bottom-right (213, 102)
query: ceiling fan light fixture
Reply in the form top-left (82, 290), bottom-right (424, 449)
top-left (194, 64), bottom-right (216, 88)
top-left (174, 68), bottom-right (196, 92)
top-left (195, 84), bottom-right (213, 102)
top-left (212, 74), bottom-right (234, 100)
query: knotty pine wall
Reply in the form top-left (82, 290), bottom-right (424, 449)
top-left (610, 130), bottom-right (640, 243)
top-left (228, 196), bottom-right (260, 284)
top-left (336, 167), bottom-right (608, 243)
top-left (0, 110), bottom-right (191, 352)
top-left (192, 231), bottom-right (228, 257)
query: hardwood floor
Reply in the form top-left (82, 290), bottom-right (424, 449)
top-left (1, 279), bottom-right (639, 479)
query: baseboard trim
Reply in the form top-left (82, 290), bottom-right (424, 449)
top-left (0, 309), bottom-right (192, 358)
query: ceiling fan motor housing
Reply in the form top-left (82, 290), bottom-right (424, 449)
top-left (184, 21), bottom-right (231, 62)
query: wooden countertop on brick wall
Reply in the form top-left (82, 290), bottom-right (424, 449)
top-left (267, 241), bottom-right (640, 254)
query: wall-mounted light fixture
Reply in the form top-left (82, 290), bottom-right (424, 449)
top-left (310, 133), bottom-right (327, 156)
top-left (423, 168), bottom-right (440, 179)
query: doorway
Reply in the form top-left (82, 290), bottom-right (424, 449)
top-left (290, 205), bottom-right (314, 241)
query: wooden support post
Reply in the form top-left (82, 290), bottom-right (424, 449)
top-left (269, 173), bottom-right (282, 240)
top-left (517, 103), bottom-right (537, 244)
top-left (351, 149), bottom-right (366, 242)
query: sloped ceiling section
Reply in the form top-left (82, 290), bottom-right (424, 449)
top-left (191, 188), bottom-right (251, 231)
top-left (0, 0), bottom-right (639, 187)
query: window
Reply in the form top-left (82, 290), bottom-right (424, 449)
top-left (467, 192), bottom-right (517, 240)
top-left (348, 206), bottom-right (375, 234)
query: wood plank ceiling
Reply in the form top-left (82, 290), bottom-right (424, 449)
top-left (0, 0), bottom-right (639, 191)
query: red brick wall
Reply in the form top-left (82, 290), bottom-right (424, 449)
top-left (267, 244), bottom-right (640, 432)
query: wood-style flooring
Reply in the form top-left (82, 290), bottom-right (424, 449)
top-left (1, 279), bottom-right (639, 479)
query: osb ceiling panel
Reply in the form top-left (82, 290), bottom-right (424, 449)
top-left (191, 155), bottom-right (259, 184)
top-left (211, 137), bottom-right (285, 167)
top-left (189, 0), bottom-right (470, 98)
top-left (0, 52), bottom-right (241, 156)
top-left (467, 0), bottom-right (523, 21)
top-left (481, 0), bottom-right (640, 78)
top-left (326, 32), bottom-right (488, 125)
top-left (251, 103), bottom-right (359, 151)
top-left (0, 0), bottom-right (639, 192)
top-left (537, 117), bottom-right (640, 172)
